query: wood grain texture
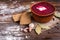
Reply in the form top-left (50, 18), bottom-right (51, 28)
top-left (0, 1), bottom-right (60, 40)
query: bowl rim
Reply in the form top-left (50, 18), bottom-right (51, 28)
top-left (30, 2), bottom-right (55, 16)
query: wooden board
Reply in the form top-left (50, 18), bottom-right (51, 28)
top-left (0, 1), bottom-right (60, 40)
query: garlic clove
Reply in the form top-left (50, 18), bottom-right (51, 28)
top-left (29, 23), bottom-right (35, 28)
top-left (29, 23), bottom-right (35, 32)
top-left (23, 27), bottom-right (28, 32)
top-left (23, 29), bottom-right (27, 32)
top-left (29, 27), bottom-right (32, 32)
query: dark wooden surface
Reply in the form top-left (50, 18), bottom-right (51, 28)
top-left (0, 1), bottom-right (60, 40)
top-left (0, 21), bottom-right (60, 40)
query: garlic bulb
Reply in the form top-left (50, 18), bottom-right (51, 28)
top-left (29, 23), bottom-right (35, 32)
top-left (29, 23), bottom-right (35, 28)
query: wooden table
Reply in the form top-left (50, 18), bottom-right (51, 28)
top-left (0, 19), bottom-right (60, 40)
top-left (0, 1), bottom-right (60, 40)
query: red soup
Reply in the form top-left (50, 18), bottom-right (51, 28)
top-left (31, 2), bottom-right (55, 23)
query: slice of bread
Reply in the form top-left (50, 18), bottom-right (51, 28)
top-left (20, 12), bottom-right (31, 25)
